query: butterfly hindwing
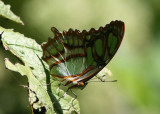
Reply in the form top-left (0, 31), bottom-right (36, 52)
top-left (83, 20), bottom-right (124, 68)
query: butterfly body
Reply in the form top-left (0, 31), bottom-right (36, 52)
top-left (41, 20), bottom-right (125, 89)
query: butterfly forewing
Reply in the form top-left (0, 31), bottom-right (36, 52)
top-left (41, 20), bottom-right (125, 88)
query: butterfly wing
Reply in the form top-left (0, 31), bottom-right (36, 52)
top-left (41, 27), bottom-right (86, 77)
top-left (84, 20), bottom-right (125, 67)
top-left (41, 20), bottom-right (125, 88)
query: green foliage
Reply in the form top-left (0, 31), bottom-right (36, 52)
top-left (0, 1), bottom-right (23, 25)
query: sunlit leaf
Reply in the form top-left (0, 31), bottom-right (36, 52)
top-left (0, 1), bottom-right (24, 25)
top-left (0, 27), bottom-right (80, 114)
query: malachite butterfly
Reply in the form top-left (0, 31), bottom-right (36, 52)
top-left (41, 20), bottom-right (125, 89)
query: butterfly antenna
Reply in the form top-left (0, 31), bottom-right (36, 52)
top-left (89, 76), bottom-right (100, 81)
top-left (88, 80), bottom-right (117, 83)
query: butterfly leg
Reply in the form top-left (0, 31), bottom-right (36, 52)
top-left (53, 88), bottom-right (70, 105)
top-left (53, 88), bottom-right (77, 109)
top-left (70, 89), bottom-right (77, 108)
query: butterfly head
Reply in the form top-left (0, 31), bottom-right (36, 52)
top-left (69, 81), bottom-right (88, 90)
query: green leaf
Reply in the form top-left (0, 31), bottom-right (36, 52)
top-left (0, 27), bottom-right (80, 114)
top-left (0, 1), bottom-right (24, 25)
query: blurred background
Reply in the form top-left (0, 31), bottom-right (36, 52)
top-left (0, 0), bottom-right (160, 114)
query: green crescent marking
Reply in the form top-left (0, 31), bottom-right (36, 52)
top-left (108, 33), bottom-right (118, 54)
top-left (74, 37), bottom-right (78, 46)
top-left (57, 44), bottom-right (63, 51)
top-left (64, 39), bottom-right (67, 44)
top-left (50, 48), bottom-right (57, 55)
top-left (68, 36), bottom-right (73, 45)
top-left (86, 35), bottom-right (91, 41)
top-left (95, 39), bottom-right (103, 56)
top-left (86, 47), bottom-right (94, 65)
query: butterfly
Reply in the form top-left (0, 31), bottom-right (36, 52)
top-left (41, 20), bottom-right (125, 89)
